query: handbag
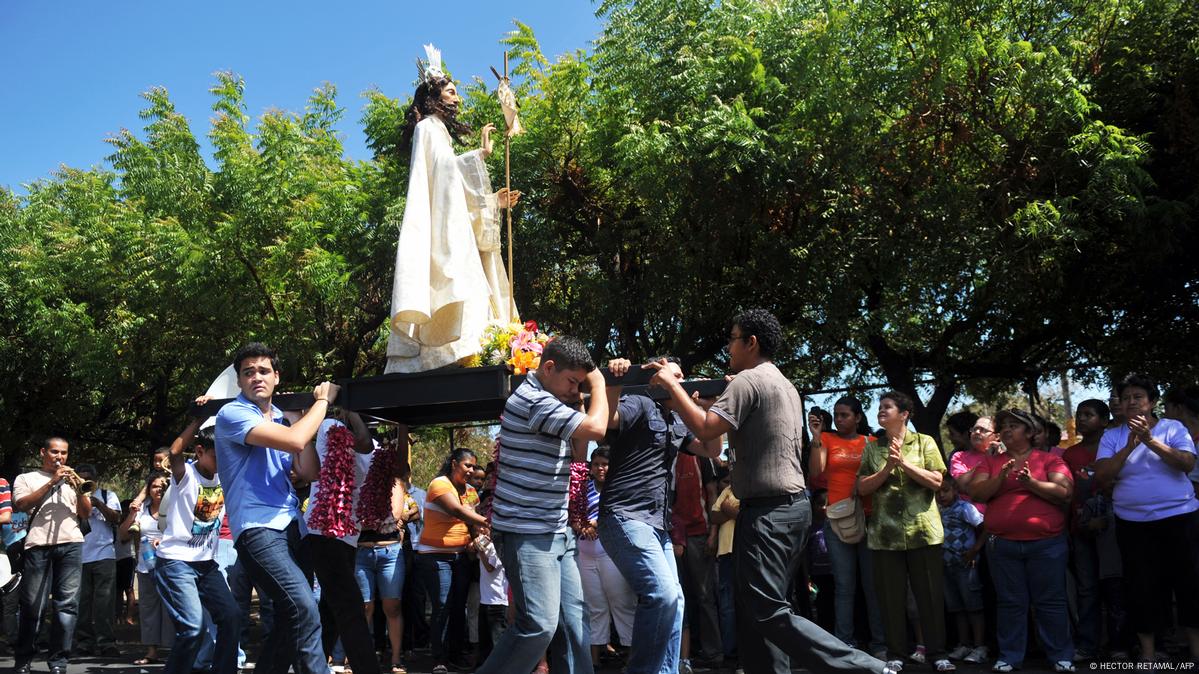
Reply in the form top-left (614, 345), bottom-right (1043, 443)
top-left (826, 491), bottom-right (866, 544)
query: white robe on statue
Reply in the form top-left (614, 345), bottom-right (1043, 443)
top-left (385, 116), bottom-right (516, 373)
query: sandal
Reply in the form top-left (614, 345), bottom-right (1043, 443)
top-left (133, 657), bottom-right (159, 665)
top-left (390, 666), bottom-right (407, 674)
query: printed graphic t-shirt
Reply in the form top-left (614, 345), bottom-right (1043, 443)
top-left (158, 462), bottom-right (225, 563)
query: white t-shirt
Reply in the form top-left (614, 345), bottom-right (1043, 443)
top-left (158, 463), bottom-right (225, 563)
top-left (81, 488), bottom-right (121, 563)
top-left (303, 419), bottom-right (373, 547)
top-left (478, 541), bottom-right (508, 606)
top-left (135, 509), bottom-right (163, 574)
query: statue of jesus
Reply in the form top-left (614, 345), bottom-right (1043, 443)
top-left (385, 45), bottom-right (520, 373)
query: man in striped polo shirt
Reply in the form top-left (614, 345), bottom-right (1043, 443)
top-left (476, 336), bottom-right (611, 674)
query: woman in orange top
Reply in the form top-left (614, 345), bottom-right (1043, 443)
top-left (417, 448), bottom-right (490, 673)
top-left (809, 396), bottom-right (885, 657)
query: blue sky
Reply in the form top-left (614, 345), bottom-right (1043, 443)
top-left (0, 1), bottom-right (603, 192)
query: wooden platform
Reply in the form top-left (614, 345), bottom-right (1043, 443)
top-left (193, 365), bottom-right (727, 426)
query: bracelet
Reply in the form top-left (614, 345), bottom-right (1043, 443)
top-left (315, 397), bottom-right (328, 403)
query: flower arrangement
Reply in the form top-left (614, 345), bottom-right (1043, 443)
top-left (479, 320), bottom-right (550, 374)
top-left (357, 442), bottom-right (400, 532)
top-left (306, 424), bottom-right (358, 539)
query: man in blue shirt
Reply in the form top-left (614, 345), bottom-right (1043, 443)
top-left (214, 342), bottom-right (333, 674)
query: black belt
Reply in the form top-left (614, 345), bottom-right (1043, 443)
top-left (740, 490), bottom-right (807, 509)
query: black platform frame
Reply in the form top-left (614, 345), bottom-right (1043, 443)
top-left (193, 365), bottom-right (727, 426)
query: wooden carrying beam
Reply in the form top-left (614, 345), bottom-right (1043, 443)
top-left (191, 366), bottom-right (727, 426)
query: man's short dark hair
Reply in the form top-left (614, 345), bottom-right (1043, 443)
top-left (76, 463), bottom-right (98, 478)
top-left (946, 410), bottom-right (980, 435)
top-left (232, 342), bottom-right (279, 373)
top-left (541, 336), bottom-right (595, 372)
top-left (42, 435), bottom-right (68, 449)
top-left (731, 309), bottom-right (783, 358)
top-left (590, 447), bottom-right (610, 464)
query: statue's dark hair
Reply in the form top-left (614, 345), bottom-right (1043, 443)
top-left (400, 76), bottom-right (471, 156)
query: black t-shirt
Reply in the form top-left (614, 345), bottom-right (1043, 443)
top-left (600, 394), bottom-right (696, 531)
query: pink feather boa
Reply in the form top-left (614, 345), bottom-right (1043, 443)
top-left (307, 424), bottom-right (358, 539)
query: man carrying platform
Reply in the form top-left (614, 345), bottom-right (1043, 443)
top-left (475, 336), bottom-right (610, 674)
top-left (647, 309), bottom-right (897, 674)
top-left (214, 342), bottom-right (331, 674)
top-left (596, 356), bottom-right (723, 674)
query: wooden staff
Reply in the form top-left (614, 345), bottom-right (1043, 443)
top-left (504, 51), bottom-right (515, 317)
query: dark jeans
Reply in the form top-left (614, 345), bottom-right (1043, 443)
top-left (680, 533), bottom-right (723, 659)
top-left (228, 547), bottom-right (274, 663)
top-left (76, 558), bottom-right (116, 651)
top-left (302, 535), bottom-right (379, 674)
top-left (479, 603), bottom-right (508, 661)
top-left (717, 553), bottom-right (737, 658)
top-left (234, 522), bottom-right (325, 674)
top-left (154, 558), bottom-right (240, 674)
top-left (734, 494), bottom-right (884, 674)
top-left (872, 544), bottom-right (947, 659)
top-left (416, 551), bottom-right (470, 663)
top-left (16, 542), bottom-right (83, 668)
top-left (400, 542), bottom-right (429, 651)
top-left (987, 534), bottom-right (1073, 666)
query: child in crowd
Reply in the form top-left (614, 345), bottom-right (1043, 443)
top-left (937, 480), bottom-right (987, 664)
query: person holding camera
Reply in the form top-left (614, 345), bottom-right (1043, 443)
top-left (11, 436), bottom-right (93, 674)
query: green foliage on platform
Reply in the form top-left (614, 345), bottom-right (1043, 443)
top-left (2, 0), bottom-right (1197, 468)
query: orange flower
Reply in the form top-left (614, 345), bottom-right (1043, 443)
top-left (508, 350), bottom-right (541, 375)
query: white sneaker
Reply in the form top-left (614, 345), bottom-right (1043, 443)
top-left (1054, 661), bottom-right (1076, 673)
top-left (965, 646), bottom-right (988, 664)
top-left (884, 659), bottom-right (905, 673)
top-left (947, 645), bottom-right (972, 661)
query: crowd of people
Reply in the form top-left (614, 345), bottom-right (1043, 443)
top-left (0, 309), bottom-right (1197, 674)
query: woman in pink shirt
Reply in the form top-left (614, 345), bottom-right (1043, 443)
top-left (949, 416), bottom-right (1000, 513)
top-left (970, 409), bottom-right (1074, 673)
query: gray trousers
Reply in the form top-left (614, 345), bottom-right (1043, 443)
top-left (76, 558), bottom-right (117, 650)
top-left (734, 494), bottom-right (885, 674)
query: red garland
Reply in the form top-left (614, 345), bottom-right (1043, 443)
top-left (307, 424), bottom-right (359, 539)
top-left (567, 460), bottom-right (590, 531)
top-left (358, 442), bottom-right (399, 531)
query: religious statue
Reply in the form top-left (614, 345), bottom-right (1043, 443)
top-left (385, 44), bottom-right (521, 373)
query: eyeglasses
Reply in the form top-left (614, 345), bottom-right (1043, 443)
top-left (970, 426), bottom-right (995, 434)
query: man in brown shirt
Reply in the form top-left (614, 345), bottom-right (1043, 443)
top-left (648, 309), bottom-right (893, 674)
top-left (12, 436), bottom-right (92, 674)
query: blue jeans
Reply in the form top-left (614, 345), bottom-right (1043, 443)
top-left (717, 554), bottom-right (736, 659)
top-left (987, 534), bottom-right (1073, 666)
top-left (234, 522), bottom-right (327, 674)
top-left (416, 552), bottom-right (469, 662)
top-left (598, 515), bottom-right (683, 674)
top-left (355, 543), bottom-right (405, 601)
top-left (734, 494), bottom-right (884, 674)
top-left (16, 542), bottom-right (82, 668)
top-left (475, 530), bottom-right (591, 674)
top-left (155, 558), bottom-right (240, 674)
top-left (822, 520), bottom-right (885, 653)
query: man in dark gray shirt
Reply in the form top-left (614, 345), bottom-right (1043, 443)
top-left (648, 309), bottom-right (895, 674)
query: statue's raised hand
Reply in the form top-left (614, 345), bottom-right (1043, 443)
top-left (480, 123), bottom-right (496, 159)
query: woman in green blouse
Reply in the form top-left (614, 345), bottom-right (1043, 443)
top-left (857, 391), bottom-right (952, 672)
